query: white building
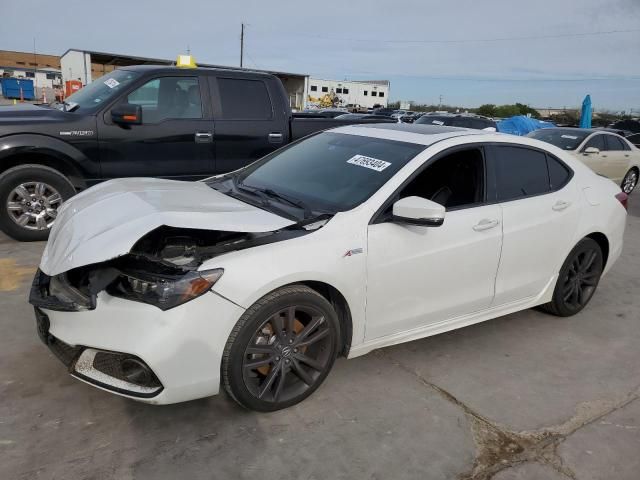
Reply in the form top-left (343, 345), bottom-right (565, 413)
top-left (0, 67), bottom-right (62, 90)
top-left (307, 78), bottom-right (390, 110)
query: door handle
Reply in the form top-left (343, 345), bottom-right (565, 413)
top-left (268, 133), bottom-right (284, 144)
top-left (552, 200), bottom-right (571, 211)
top-left (195, 131), bottom-right (213, 143)
top-left (473, 219), bottom-right (499, 231)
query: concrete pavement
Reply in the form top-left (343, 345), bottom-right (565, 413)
top-left (1, 196), bottom-right (639, 480)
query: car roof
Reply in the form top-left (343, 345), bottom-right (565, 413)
top-left (331, 123), bottom-right (486, 145)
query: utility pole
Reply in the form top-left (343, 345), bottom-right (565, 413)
top-left (240, 23), bottom-right (244, 68)
top-left (438, 94), bottom-right (443, 110)
top-left (33, 37), bottom-right (37, 91)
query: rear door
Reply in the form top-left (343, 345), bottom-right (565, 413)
top-left (208, 75), bottom-right (290, 173)
top-left (488, 145), bottom-right (580, 305)
top-left (99, 74), bottom-right (215, 179)
top-left (603, 134), bottom-right (632, 183)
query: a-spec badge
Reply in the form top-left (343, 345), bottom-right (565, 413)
top-left (343, 248), bottom-right (364, 257)
top-left (59, 130), bottom-right (94, 137)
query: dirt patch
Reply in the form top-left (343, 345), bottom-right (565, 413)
top-left (0, 258), bottom-right (35, 292)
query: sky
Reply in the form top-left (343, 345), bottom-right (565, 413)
top-left (2, 0), bottom-right (639, 111)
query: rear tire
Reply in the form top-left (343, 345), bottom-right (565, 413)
top-left (0, 165), bottom-right (75, 242)
top-left (540, 238), bottom-right (603, 317)
top-left (621, 168), bottom-right (638, 194)
top-left (222, 285), bottom-right (340, 412)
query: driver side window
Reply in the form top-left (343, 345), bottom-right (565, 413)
top-left (583, 134), bottom-right (606, 152)
top-left (378, 147), bottom-right (485, 221)
top-left (127, 76), bottom-right (202, 123)
top-left (398, 147), bottom-right (485, 209)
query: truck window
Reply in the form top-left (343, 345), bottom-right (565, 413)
top-left (216, 78), bottom-right (273, 120)
top-left (127, 76), bottom-right (202, 123)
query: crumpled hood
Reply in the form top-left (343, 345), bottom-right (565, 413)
top-left (40, 178), bottom-right (295, 276)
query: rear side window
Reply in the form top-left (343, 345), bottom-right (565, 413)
top-left (491, 146), bottom-right (549, 201)
top-left (583, 134), bottom-right (607, 151)
top-left (217, 78), bottom-right (273, 120)
top-left (547, 155), bottom-right (571, 190)
top-left (606, 135), bottom-right (630, 151)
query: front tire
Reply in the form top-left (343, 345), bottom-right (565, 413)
top-left (621, 168), bottom-right (638, 194)
top-left (540, 238), bottom-right (604, 317)
top-left (222, 285), bottom-right (340, 412)
top-left (0, 165), bottom-right (76, 241)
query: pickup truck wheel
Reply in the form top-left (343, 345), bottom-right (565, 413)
top-left (0, 165), bottom-right (76, 242)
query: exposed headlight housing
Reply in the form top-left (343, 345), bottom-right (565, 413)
top-left (107, 268), bottom-right (224, 310)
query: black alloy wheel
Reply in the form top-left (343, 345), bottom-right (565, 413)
top-left (222, 285), bottom-right (340, 411)
top-left (541, 238), bottom-right (604, 317)
top-left (621, 168), bottom-right (638, 194)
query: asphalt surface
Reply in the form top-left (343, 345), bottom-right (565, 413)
top-left (1, 196), bottom-right (639, 480)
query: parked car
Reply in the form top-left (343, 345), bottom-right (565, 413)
top-left (415, 114), bottom-right (497, 131)
top-left (334, 113), bottom-right (397, 122)
top-left (627, 133), bottom-right (640, 148)
top-left (31, 124), bottom-right (626, 411)
top-left (371, 107), bottom-right (395, 116)
top-left (527, 128), bottom-right (640, 194)
top-left (301, 109), bottom-right (349, 118)
top-left (0, 66), bottom-right (386, 241)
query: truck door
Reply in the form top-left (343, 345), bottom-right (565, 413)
top-left (98, 75), bottom-right (215, 180)
top-left (208, 75), bottom-right (290, 173)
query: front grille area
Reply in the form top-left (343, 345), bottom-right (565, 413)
top-left (34, 307), bottom-right (83, 368)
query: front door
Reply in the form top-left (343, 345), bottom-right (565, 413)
top-left (99, 75), bottom-right (215, 180)
top-left (580, 134), bottom-right (620, 180)
top-left (365, 146), bottom-right (503, 340)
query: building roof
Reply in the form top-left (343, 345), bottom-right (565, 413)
top-left (61, 48), bottom-right (307, 79)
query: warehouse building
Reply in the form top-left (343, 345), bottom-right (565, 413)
top-left (60, 49), bottom-right (309, 110)
top-left (0, 49), bottom-right (389, 110)
top-left (307, 78), bottom-right (390, 110)
top-left (0, 50), bottom-right (63, 91)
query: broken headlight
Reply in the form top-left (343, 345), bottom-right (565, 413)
top-left (107, 268), bottom-right (224, 310)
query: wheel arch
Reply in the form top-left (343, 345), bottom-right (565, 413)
top-left (238, 279), bottom-right (354, 358)
top-left (584, 231), bottom-right (609, 269)
top-left (0, 135), bottom-right (90, 189)
top-left (296, 280), bottom-right (353, 357)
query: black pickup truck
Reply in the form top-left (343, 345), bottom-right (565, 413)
top-left (0, 65), bottom-right (389, 241)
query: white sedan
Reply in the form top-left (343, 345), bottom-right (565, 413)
top-left (30, 124), bottom-right (627, 411)
top-left (527, 128), bottom-right (640, 194)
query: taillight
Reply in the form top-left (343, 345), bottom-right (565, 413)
top-left (615, 191), bottom-right (628, 210)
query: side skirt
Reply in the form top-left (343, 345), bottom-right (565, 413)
top-left (348, 274), bottom-right (557, 359)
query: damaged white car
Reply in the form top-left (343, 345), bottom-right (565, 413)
top-left (30, 124), bottom-right (627, 411)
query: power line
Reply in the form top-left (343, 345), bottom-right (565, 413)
top-left (254, 28), bottom-right (640, 45)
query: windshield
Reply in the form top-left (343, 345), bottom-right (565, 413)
top-left (62, 69), bottom-right (141, 112)
top-left (207, 132), bottom-right (426, 216)
top-left (527, 129), bottom-right (590, 150)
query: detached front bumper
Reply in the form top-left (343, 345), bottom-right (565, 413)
top-left (32, 275), bottom-right (245, 404)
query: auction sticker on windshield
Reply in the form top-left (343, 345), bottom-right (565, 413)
top-left (104, 78), bottom-right (120, 89)
top-left (561, 134), bottom-right (578, 140)
top-left (347, 155), bottom-right (391, 172)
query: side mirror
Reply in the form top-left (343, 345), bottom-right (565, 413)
top-left (392, 196), bottom-right (446, 227)
top-left (583, 146), bottom-right (600, 155)
top-left (111, 103), bottom-right (142, 125)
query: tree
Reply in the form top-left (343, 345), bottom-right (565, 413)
top-left (476, 104), bottom-right (496, 117)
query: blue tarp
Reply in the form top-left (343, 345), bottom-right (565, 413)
top-left (579, 94), bottom-right (592, 129)
top-left (496, 115), bottom-right (555, 136)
